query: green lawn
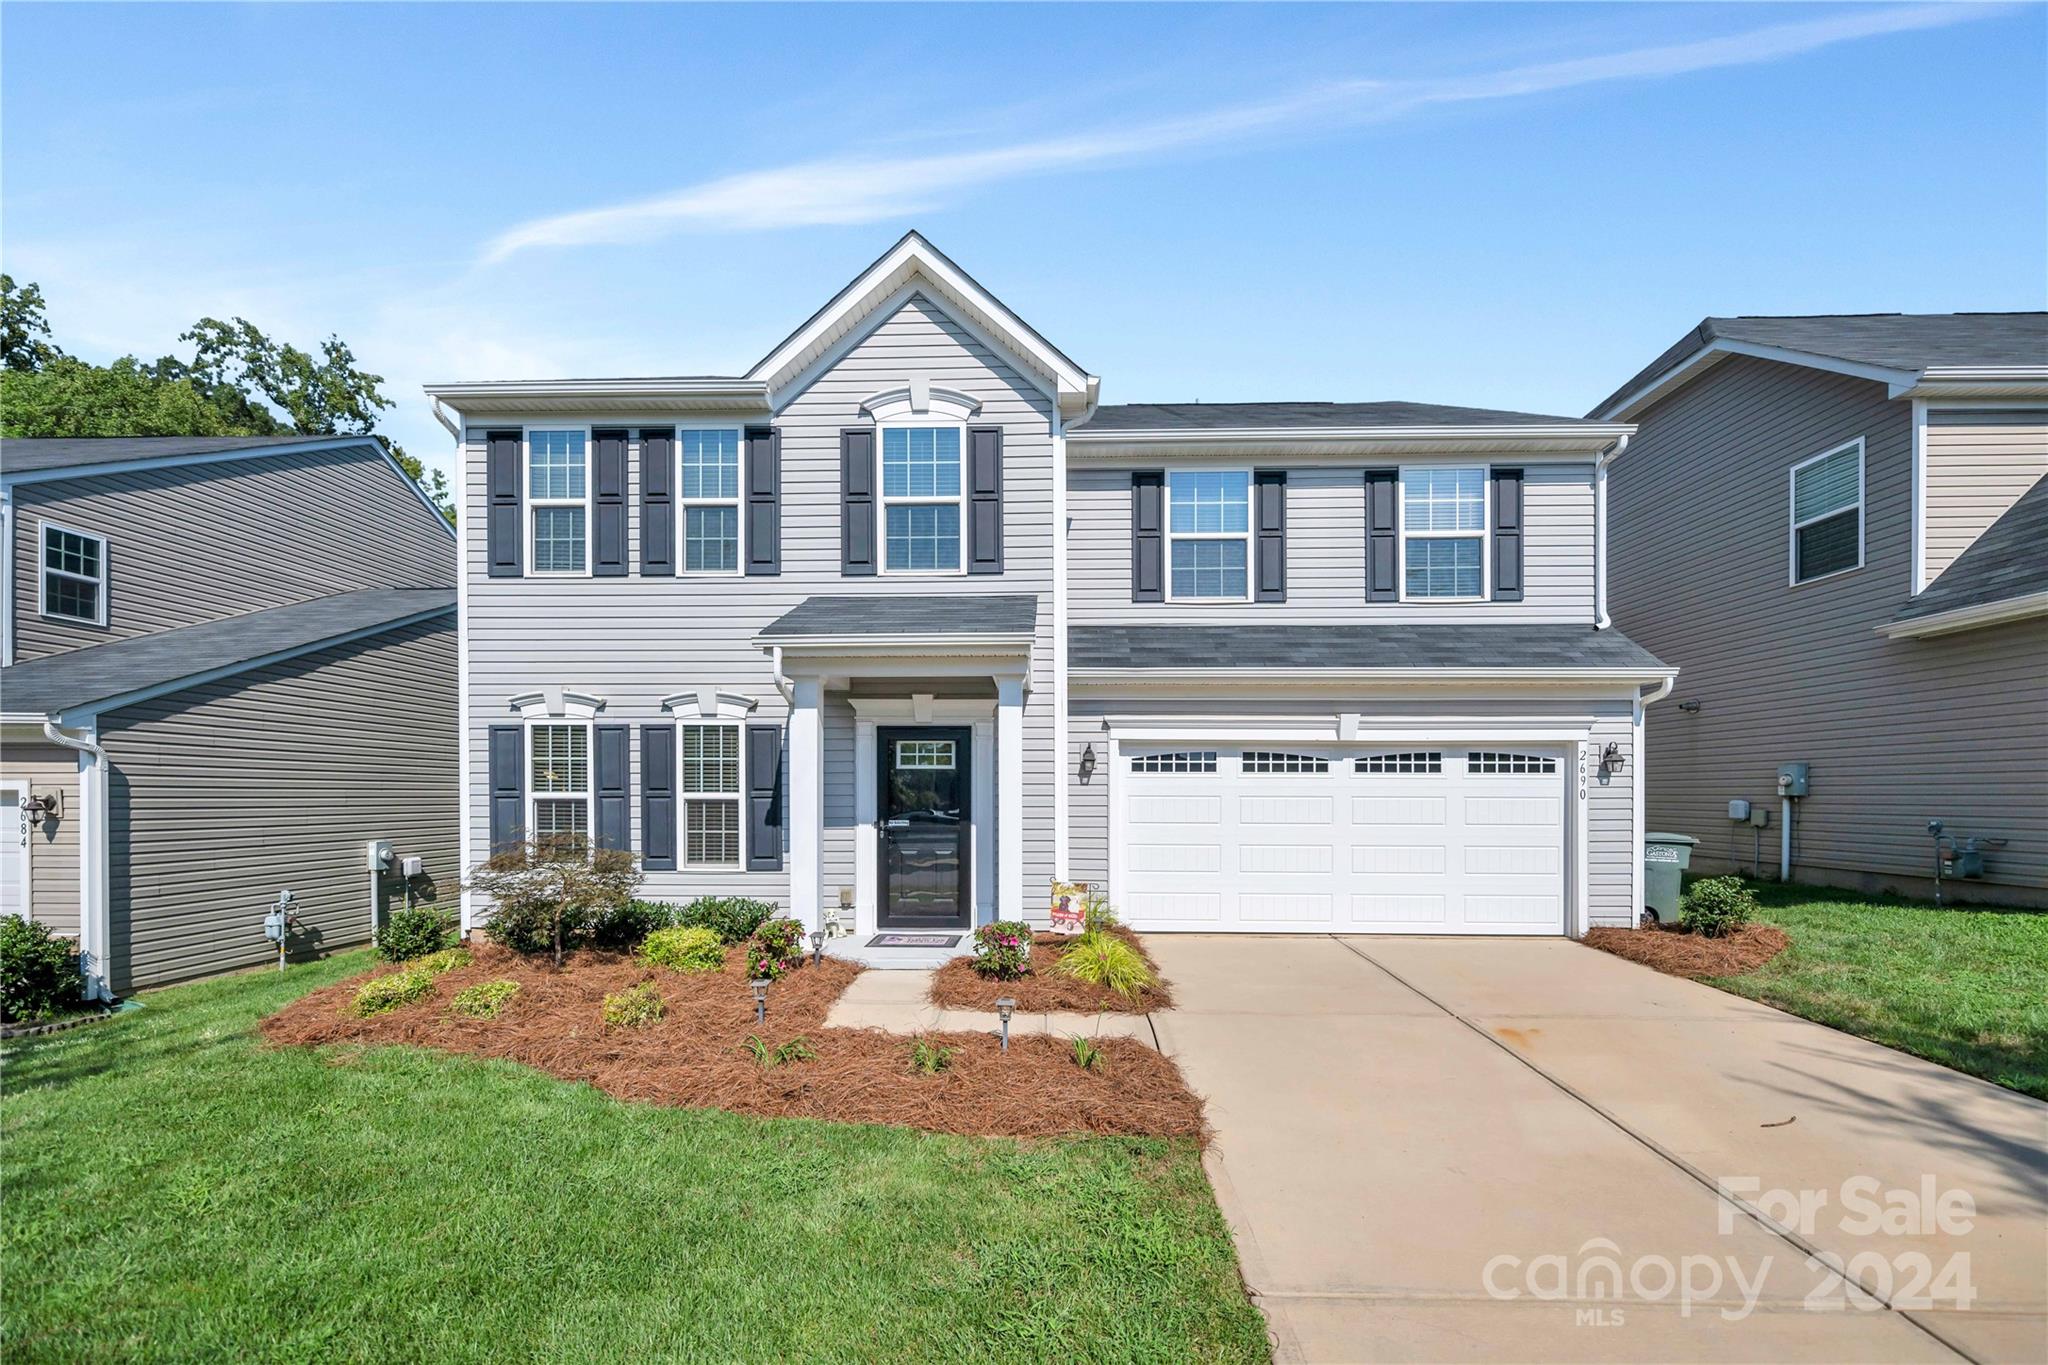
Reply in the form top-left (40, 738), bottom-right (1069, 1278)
top-left (1702, 881), bottom-right (2048, 1099)
top-left (2, 952), bottom-right (1268, 1364)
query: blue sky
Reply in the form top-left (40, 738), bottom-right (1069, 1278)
top-left (4, 2), bottom-right (2043, 484)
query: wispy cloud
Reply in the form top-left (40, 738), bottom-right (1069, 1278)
top-left (480, 3), bottom-right (1992, 265)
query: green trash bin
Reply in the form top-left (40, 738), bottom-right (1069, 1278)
top-left (1642, 833), bottom-right (1698, 924)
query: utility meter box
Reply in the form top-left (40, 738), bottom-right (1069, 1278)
top-left (398, 855), bottom-right (424, 878)
top-left (1775, 763), bottom-right (1810, 798)
top-left (1727, 799), bottom-right (1751, 822)
top-left (366, 840), bottom-right (394, 873)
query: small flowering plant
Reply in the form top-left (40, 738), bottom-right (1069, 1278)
top-left (745, 917), bottom-right (808, 981)
top-left (972, 920), bottom-right (1033, 981)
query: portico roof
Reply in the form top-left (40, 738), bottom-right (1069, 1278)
top-left (755, 594), bottom-right (1039, 649)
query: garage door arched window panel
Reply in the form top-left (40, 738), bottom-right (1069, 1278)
top-left (1467, 751), bottom-right (1557, 775)
top-left (1130, 750), bottom-right (1218, 774)
top-left (1242, 750), bottom-right (1329, 774)
top-left (1355, 751), bottom-right (1442, 774)
top-left (1789, 438), bottom-right (1864, 585)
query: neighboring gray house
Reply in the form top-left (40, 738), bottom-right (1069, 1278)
top-left (0, 436), bottom-right (459, 996)
top-left (1595, 314), bottom-right (2047, 906)
top-left (430, 233), bottom-right (1674, 949)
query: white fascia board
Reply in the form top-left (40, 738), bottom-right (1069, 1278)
top-left (1876, 590), bottom-right (2048, 639)
top-left (1891, 370), bottom-right (2048, 402)
top-left (1594, 340), bottom-right (1920, 422)
top-left (1070, 666), bottom-right (1675, 688)
top-left (421, 378), bottom-right (771, 416)
top-left (1064, 425), bottom-right (1631, 462)
top-left (753, 632), bottom-right (1035, 655)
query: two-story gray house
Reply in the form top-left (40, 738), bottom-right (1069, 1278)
top-left (1596, 314), bottom-right (2047, 906)
top-left (429, 234), bottom-right (1674, 951)
top-left (0, 435), bottom-right (459, 997)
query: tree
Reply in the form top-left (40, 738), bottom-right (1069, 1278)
top-left (0, 277), bottom-right (452, 522)
top-left (467, 838), bottom-right (642, 970)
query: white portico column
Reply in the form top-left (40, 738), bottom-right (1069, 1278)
top-left (788, 677), bottom-right (824, 933)
top-left (996, 676), bottom-right (1025, 921)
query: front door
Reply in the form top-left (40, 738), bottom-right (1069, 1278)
top-left (878, 727), bottom-right (971, 929)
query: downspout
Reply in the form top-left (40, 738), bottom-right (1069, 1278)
top-left (431, 397), bottom-right (461, 439)
top-left (768, 645), bottom-right (793, 707)
top-left (41, 718), bottom-right (112, 1002)
top-left (1594, 433), bottom-right (1629, 630)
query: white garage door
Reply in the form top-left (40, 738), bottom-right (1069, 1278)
top-left (1120, 745), bottom-right (1568, 934)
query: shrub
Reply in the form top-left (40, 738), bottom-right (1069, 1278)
top-left (678, 896), bottom-right (780, 945)
top-left (413, 948), bottom-right (472, 976)
top-left (744, 1033), bottom-right (818, 1069)
top-left (908, 1036), bottom-right (957, 1075)
top-left (745, 918), bottom-right (807, 981)
top-left (377, 905), bottom-right (454, 962)
top-left (1072, 1037), bottom-right (1103, 1072)
top-left (0, 916), bottom-right (79, 1024)
top-left (1081, 889), bottom-right (1120, 934)
top-left (351, 968), bottom-right (434, 1017)
top-left (591, 899), bottom-right (679, 952)
top-left (467, 838), bottom-right (642, 968)
top-left (1681, 876), bottom-right (1759, 939)
top-left (602, 982), bottom-right (665, 1030)
top-left (639, 926), bottom-right (727, 974)
top-left (451, 979), bottom-right (520, 1019)
top-left (971, 921), bottom-right (1032, 981)
top-left (1052, 931), bottom-right (1154, 1001)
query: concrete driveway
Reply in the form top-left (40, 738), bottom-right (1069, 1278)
top-left (1148, 936), bottom-right (2048, 1364)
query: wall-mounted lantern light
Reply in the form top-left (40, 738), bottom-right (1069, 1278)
top-left (1600, 742), bottom-right (1624, 775)
top-left (994, 997), bottom-right (1016, 1052)
top-left (1677, 699), bottom-right (1703, 714)
top-left (1078, 745), bottom-right (1097, 784)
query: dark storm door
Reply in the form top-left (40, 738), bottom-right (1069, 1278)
top-left (878, 726), bottom-right (972, 929)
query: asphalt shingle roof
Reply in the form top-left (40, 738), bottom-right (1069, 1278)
top-left (757, 594), bottom-right (1040, 639)
top-left (0, 588), bottom-right (454, 717)
top-left (0, 434), bottom-right (369, 477)
top-left (1069, 623), bottom-right (1666, 672)
top-left (1075, 401), bottom-right (1598, 432)
top-left (1889, 475), bottom-right (2048, 626)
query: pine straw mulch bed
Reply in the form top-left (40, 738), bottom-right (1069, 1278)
top-left (260, 942), bottom-right (1204, 1141)
top-left (1583, 922), bottom-right (1790, 979)
top-left (928, 927), bottom-right (1174, 1014)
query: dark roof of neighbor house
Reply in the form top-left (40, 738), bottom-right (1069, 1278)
top-left (0, 434), bottom-right (373, 477)
top-left (1069, 623), bottom-right (1668, 672)
top-left (0, 588), bottom-right (454, 718)
top-left (757, 594), bottom-right (1040, 639)
top-left (1075, 401), bottom-right (1599, 432)
top-left (1889, 475), bottom-right (2048, 626)
top-left (1594, 313), bottom-right (2048, 417)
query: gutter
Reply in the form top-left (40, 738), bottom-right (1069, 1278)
top-left (1069, 666), bottom-right (1677, 687)
top-left (1594, 433), bottom-right (1629, 630)
top-left (39, 719), bottom-right (112, 1002)
top-left (1876, 589), bottom-right (2048, 640)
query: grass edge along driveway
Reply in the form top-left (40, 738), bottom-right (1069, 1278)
top-left (3, 951), bottom-right (1269, 1364)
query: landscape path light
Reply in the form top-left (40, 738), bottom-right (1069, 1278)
top-left (995, 997), bottom-right (1016, 1052)
top-left (751, 977), bottom-right (771, 1026)
top-left (810, 928), bottom-right (825, 967)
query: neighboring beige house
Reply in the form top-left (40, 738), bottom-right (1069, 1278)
top-left (1595, 313), bottom-right (2047, 906)
top-left (0, 435), bottom-right (459, 997)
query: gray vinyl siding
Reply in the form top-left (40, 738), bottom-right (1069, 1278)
top-left (99, 616), bottom-right (458, 992)
top-left (1, 740), bottom-right (81, 935)
top-left (1609, 356), bottom-right (2048, 906)
top-left (11, 446), bottom-right (454, 662)
top-left (1067, 461), bottom-right (1594, 624)
top-left (1066, 692), bottom-right (1638, 928)
top-left (1923, 409), bottom-right (2047, 584)
top-left (461, 293), bottom-right (1058, 913)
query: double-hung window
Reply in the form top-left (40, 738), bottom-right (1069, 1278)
top-left (680, 429), bottom-right (741, 573)
top-left (1166, 470), bottom-right (1250, 599)
top-left (1789, 439), bottom-right (1864, 584)
top-left (40, 524), bottom-right (107, 625)
top-left (529, 724), bottom-right (591, 842)
top-left (1402, 467), bottom-right (1486, 599)
top-left (528, 429), bottom-right (589, 575)
top-left (680, 723), bottom-right (742, 867)
top-left (881, 426), bottom-right (964, 572)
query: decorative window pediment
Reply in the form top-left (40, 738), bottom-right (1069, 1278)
top-left (661, 689), bottom-right (760, 721)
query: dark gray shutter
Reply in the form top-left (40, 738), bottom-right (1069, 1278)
top-left (640, 725), bottom-right (676, 870)
top-left (640, 428), bottom-right (674, 576)
top-left (486, 430), bottom-right (522, 577)
top-left (1255, 469), bottom-right (1287, 602)
top-left (1131, 471), bottom-right (1165, 602)
top-left (841, 428), bottom-right (877, 576)
top-left (594, 724), bottom-right (630, 851)
top-left (745, 723), bottom-right (783, 871)
top-left (592, 429), bottom-right (628, 576)
top-left (1491, 467), bottom-right (1524, 602)
top-left (488, 725), bottom-right (524, 852)
top-left (967, 426), bottom-right (1004, 574)
top-left (745, 426), bottom-right (780, 576)
top-left (1364, 468), bottom-right (1399, 602)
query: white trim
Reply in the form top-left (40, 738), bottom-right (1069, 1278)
top-left (36, 719), bottom-right (108, 999)
top-left (1071, 667), bottom-right (1676, 688)
top-left (661, 689), bottom-right (759, 721)
top-left (1397, 465), bottom-right (1490, 603)
top-left (848, 696), bottom-right (999, 934)
top-left (1051, 412), bottom-right (1070, 881)
top-left (858, 384), bottom-right (983, 423)
top-left (507, 688), bottom-right (607, 722)
top-left (787, 677), bottom-right (823, 932)
top-left (1, 486), bottom-right (14, 666)
top-left (1876, 589), bottom-right (2048, 639)
top-left (996, 677), bottom-right (1025, 922)
top-left (1594, 339), bottom-right (1918, 422)
top-left (524, 424), bottom-right (594, 578)
top-left (676, 718), bottom-right (745, 871)
top-left (423, 378), bottom-right (770, 414)
top-left (451, 401), bottom-right (475, 934)
top-left (1, 779), bottom-right (31, 920)
top-left (36, 520), bottom-right (109, 628)
top-left (1573, 739), bottom-right (1591, 937)
top-left (1163, 468), bottom-right (1254, 603)
top-left (876, 421), bottom-right (970, 577)
top-left (1910, 399), bottom-right (1929, 595)
top-left (1787, 437), bottom-right (1866, 587)
top-left (525, 718), bottom-right (595, 845)
top-left (676, 426), bottom-right (746, 577)
top-left (1065, 425), bottom-right (1631, 461)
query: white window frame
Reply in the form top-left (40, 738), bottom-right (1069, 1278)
top-left (1788, 437), bottom-right (1866, 587)
top-left (676, 426), bottom-right (745, 577)
top-left (526, 720), bottom-right (595, 843)
top-left (677, 720), bottom-right (745, 870)
top-left (38, 521), bottom-right (109, 627)
top-left (878, 421), bottom-right (969, 577)
top-left (525, 425), bottom-right (593, 578)
top-left (1398, 465), bottom-right (1490, 603)
top-left (1164, 468), bottom-right (1254, 603)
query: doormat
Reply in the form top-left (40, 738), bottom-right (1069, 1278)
top-left (866, 934), bottom-right (962, 948)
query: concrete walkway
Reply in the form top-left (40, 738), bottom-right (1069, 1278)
top-left (1148, 935), bottom-right (2048, 1365)
top-left (821, 968), bottom-right (1158, 1044)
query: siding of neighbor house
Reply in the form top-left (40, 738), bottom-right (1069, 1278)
top-left (1066, 693), bottom-right (1638, 928)
top-left (461, 293), bottom-right (1058, 913)
top-left (1, 740), bottom-right (82, 935)
top-left (98, 616), bottom-right (459, 992)
top-left (10, 445), bottom-right (454, 662)
top-left (1066, 461), bottom-right (1594, 624)
top-left (1609, 355), bottom-right (2048, 905)
top-left (1922, 409), bottom-right (2048, 584)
